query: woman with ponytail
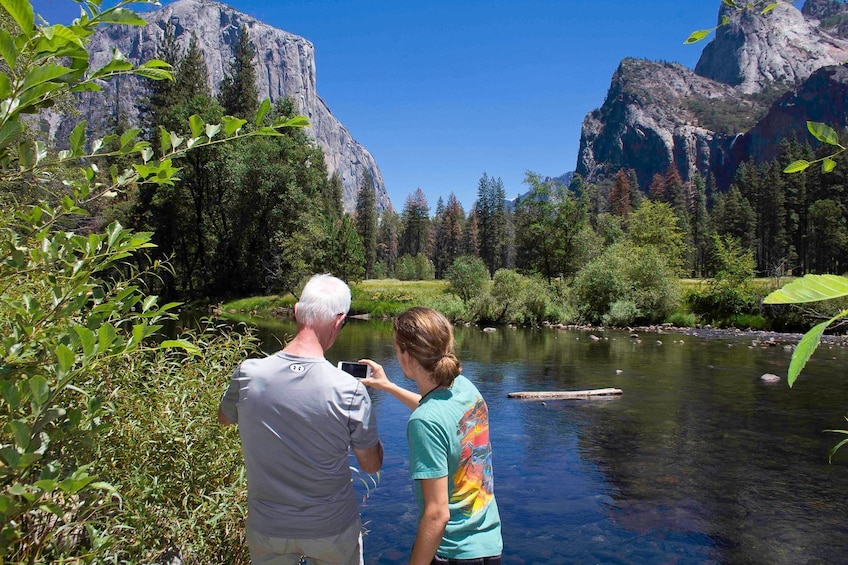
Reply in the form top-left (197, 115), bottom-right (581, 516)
top-left (361, 307), bottom-right (502, 565)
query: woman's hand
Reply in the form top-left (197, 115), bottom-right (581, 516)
top-left (358, 358), bottom-right (390, 391)
top-left (358, 358), bottom-right (422, 411)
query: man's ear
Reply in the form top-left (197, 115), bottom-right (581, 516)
top-left (293, 303), bottom-right (299, 321)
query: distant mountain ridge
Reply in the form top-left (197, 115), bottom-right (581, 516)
top-left (576, 0), bottom-right (848, 191)
top-left (40, 0), bottom-right (390, 212)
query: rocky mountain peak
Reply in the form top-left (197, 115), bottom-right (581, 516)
top-left (43, 0), bottom-right (390, 212)
top-left (695, 1), bottom-right (848, 94)
top-left (576, 0), bottom-right (848, 193)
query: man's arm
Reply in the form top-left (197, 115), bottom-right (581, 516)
top-left (353, 440), bottom-right (384, 474)
top-left (218, 406), bottom-right (235, 426)
top-left (409, 476), bottom-right (450, 565)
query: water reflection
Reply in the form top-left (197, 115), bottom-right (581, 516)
top-left (249, 319), bottom-right (848, 564)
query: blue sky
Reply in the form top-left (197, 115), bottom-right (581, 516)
top-left (30, 1), bottom-right (792, 211)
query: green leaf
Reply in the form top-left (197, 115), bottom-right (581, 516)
top-left (120, 128), bottom-right (140, 149)
top-left (822, 157), bottom-right (837, 173)
top-left (787, 317), bottom-right (836, 387)
top-left (825, 428), bottom-right (848, 463)
top-left (0, 71), bottom-right (9, 99)
top-left (223, 115), bottom-right (246, 136)
top-left (69, 120), bottom-right (86, 155)
top-left (22, 64), bottom-right (72, 90)
top-left (0, 494), bottom-right (16, 514)
top-left (142, 295), bottom-right (157, 312)
top-left (0, 27), bottom-right (18, 69)
top-left (783, 159), bottom-right (810, 173)
top-left (761, 3), bottom-right (779, 15)
top-left (17, 140), bottom-right (35, 169)
top-left (98, 7), bottom-right (147, 26)
top-left (73, 326), bottom-right (96, 359)
top-left (98, 323), bottom-right (117, 352)
top-left (29, 375), bottom-right (48, 405)
top-left (134, 67), bottom-right (172, 81)
top-left (159, 126), bottom-right (171, 154)
top-left (189, 114), bottom-right (204, 138)
top-left (255, 98), bottom-right (271, 126)
top-left (56, 343), bottom-right (74, 376)
top-left (0, 120), bottom-right (21, 149)
top-left (764, 274), bottom-right (848, 304)
top-left (276, 115), bottom-right (310, 128)
top-left (807, 121), bottom-right (840, 146)
top-left (93, 57), bottom-right (133, 77)
top-left (684, 30), bottom-right (711, 44)
top-left (160, 339), bottom-right (201, 356)
top-left (9, 420), bottom-right (29, 448)
top-left (0, 0), bottom-right (35, 35)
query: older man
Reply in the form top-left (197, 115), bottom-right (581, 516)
top-left (219, 274), bottom-right (383, 565)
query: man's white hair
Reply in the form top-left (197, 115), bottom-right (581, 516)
top-left (296, 274), bottom-right (351, 327)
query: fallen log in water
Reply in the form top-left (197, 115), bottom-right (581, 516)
top-left (508, 388), bottom-right (623, 400)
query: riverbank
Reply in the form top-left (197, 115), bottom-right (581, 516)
top-left (545, 322), bottom-right (848, 347)
top-left (217, 277), bottom-right (847, 347)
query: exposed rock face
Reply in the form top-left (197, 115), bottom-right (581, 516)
top-left (696, 2), bottom-right (848, 94)
top-left (735, 63), bottom-right (848, 166)
top-left (43, 0), bottom-right (389, 212)
top-left (802, 0), bottom-right (848, 39)
top-left (577, 58), bottom-right (767, 190)
top-left (576, 1), bottom-right (848, 191)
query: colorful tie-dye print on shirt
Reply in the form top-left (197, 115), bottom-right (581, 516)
top-left (450, 398), bottom-right (495, 517)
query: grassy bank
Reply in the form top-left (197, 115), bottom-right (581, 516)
top-left (218, 276), bottom-right (819, 332)
top-left (219, 279), bottom-right (455, 321)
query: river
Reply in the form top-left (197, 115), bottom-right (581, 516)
top-left (250, 317), bottom-right (848, 564)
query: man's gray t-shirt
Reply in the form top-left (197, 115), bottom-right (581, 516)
top-left (220, 352), bottom-right (379, 538)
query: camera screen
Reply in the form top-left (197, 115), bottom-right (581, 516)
top-left (339, 362), bottom-right (369, 378)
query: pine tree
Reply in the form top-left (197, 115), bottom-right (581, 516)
top-left (354, 171), bottom-right (378, 278)
top-left (649, 173), bottom-right (667, 202)
top-left (690, 173), bottom-right (711, 277)
top-left (145, 21), bottom-right (181, 127)
top-left (377, 210), bottom-right (400, 277)
top-left (179, 34), bottom-right (211, 102)
top-left (609, 169), bottom-right (632, 219)
top-left (475, 173), bottom-right (508, 274)
top-left (712, 185), bottom-right (756, 250)
top-left (432, 193), bottom-right (466, 278)
top-left (400, 188), bottom-right (431, 258)
top-left (219, 24), bottom-right (259, 119)
top-left (322, 172), bottom-right (344, 222)
top-left (463, 209), bottom-right (480, 257)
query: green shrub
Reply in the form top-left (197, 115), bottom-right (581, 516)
top-left (665, 311), bottom-right (698, 327)
top-left (100, 323), bottom-right (258, 562)
top-left (396, 253), bottom-right (434, 281)
top-left (573, 242), bottom-right (681, 325)
top-left (0, 1), bottom-right (309, 561)
top-left (446, 255), bottom-right (490, 302)
top-left (730, 314), bottom-right (769, 330)
top-left (603, 299), bottom-right (641, 327)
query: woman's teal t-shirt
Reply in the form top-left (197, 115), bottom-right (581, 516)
top-left (407, 375), bottom-right (503, 559)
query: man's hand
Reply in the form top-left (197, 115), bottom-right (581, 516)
top-left (353, 440), bottom-right (384, 474)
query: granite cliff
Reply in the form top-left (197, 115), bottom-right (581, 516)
top-left (576, 1), bottom-right (848, 191)
top-left (41, 0), bottom-right (390, 212)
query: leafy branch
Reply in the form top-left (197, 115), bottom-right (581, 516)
top-left (783, 121), bottom-right (846, 174)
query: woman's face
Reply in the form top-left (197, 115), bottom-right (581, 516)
top-left (394, 340), bottom-right (414, 381)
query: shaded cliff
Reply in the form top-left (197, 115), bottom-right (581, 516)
top-left (39, 0), bottom-right (390, 212)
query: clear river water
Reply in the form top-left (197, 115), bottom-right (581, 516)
top-left (250, 317), bottom-right (848, 564)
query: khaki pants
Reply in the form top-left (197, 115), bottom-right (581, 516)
top-left (246, 520), bottom-right (363, 565)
